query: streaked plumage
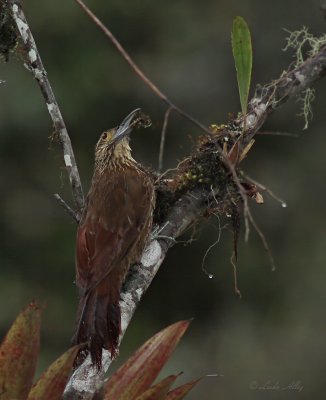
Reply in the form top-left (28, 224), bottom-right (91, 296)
top-left (72, 110), bottom-right (154, 368)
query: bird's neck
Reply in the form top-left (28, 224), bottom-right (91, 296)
top-left (94, 140), bottom-right (136, 175)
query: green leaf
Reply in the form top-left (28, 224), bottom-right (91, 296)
top-left (103, 320), bottom-right (190, 400)
top-left (27, 345), bottom-right (79, 400)
top-left (165, 379), bottom-right (201, 400)
top-left (231, 16), bottom-right (252, 115)
top-left (134, 374), bottom-right (179, 400)
top-left (0, 302), bottom-right (41, 400)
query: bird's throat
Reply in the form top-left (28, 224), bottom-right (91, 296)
top-left (95, 138), bottom-right (135, 174)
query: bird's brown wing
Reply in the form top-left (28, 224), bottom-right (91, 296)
top-left (75, 166), bottom-right (153, 292)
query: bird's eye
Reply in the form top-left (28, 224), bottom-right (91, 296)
top-left (102, 132), bottom-right (108, 139)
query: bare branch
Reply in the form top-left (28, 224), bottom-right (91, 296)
top-left (247, 206), bottom-right (276, 271)
top-left (258, 130), bottom-right (299, 137)
top-left (9, 0), bottom-right (85, 215)
top-left (74, 0), bottom-right (210, 134)
top-left (241, 172), bottom-right (287, 207)
top-left (158, 107), bottom-right (173, 173)
top-left (54, 194), bottom-right (80, 223)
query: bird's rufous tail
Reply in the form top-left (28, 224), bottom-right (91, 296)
top-left (72, 281), bottom-right (121, 369)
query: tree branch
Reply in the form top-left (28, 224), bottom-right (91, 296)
top-left (63, 189), bottom-right (209, 399)
top-left (9, 0), bottom-right (85, 216)
top-left (240, 44), bottom-right (326, 146)
top-left (64, 42), bottom-right (326, 398)
top-left (54, 193), bottom-right (80, 223)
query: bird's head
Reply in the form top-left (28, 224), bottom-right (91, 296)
top-left (95, 109), bottom-right (151, 169)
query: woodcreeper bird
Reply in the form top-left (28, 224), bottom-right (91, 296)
top-left (73, 109), bottom-right (154, 368)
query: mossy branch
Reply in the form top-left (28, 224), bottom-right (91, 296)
top-left (65, 40), bottom-right (326, 400)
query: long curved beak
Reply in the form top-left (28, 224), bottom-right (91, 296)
top-left (113, 108), bottom-right (141, 142)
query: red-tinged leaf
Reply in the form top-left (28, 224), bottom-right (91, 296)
top-left (103, 320), bottom-right (190, 400)
top-left (165, 379), bottom-right (201, 400)
top-left (134, 374), bottom-right (180, 400)
top-left (27, 345), bottom-right (79, 400)
top-left (228, 140), bottom-right (240, 165)
top-left (0, 302), bottom-right (41, 400)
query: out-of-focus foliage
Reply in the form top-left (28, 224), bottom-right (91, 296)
top-left (0, 303), bottom-right (78, 400)
top-left (1, 1), bottom-right (326, 399)
top-left (0, 307), bottom-right (198, 400)
top-left (0, 303), bottom-right (40, 399)
top-left (28, 346), bottom-right (79, 400)
top-left (102, 321), bottom-right (199, 400)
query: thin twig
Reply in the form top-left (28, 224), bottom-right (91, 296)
top-left (74, 0), bottom-right (210, 135)
top-left (242, 194), bottom-right (251, 242)
top-left (246, 206), bottom-right (276, 271)
top-left (201, 212), bottom-right (222, 279)
top-left (54, 194), bottom-right (80, 223)
top-left (230, 252), bottom-right (242, 298)
top-left (242, 173), bottom-right (287, 207)
top-left (258, 130), bottom-right (299, 137)
top-left (158, 107), bottom-right (172, 173)
top-left (227, 179), bottom-right (250, 242)
top-left (156, 158), bottom-right (189, 182)
top-left (10, 1), bottom-right (85, 216)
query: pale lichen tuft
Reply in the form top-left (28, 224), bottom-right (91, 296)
top-left (283, 27), bottom-right (326, 128)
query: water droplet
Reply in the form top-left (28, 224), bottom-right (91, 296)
top-left (281, 202), bottom-right (287, 208)
top-left (208, 274), bottom-right (214, 279)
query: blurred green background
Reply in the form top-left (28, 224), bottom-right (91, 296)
top-left (1, 0), bottom-right (326, 398)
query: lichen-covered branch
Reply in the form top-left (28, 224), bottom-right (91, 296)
top-left (9, 0), bottom-right (85, 215)
top-left (240, 44), bottom-right (326, 145)
top-left (64, 43), bottom-right (326, 398)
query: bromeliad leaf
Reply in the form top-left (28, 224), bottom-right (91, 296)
top-left (0, 303), bottom-right (41, 400)
top-left (27, 345), bottom-right (79, 400)
top-left (134, 374), bottom-right (180, 400)
top-left (103, 320), bottom-right (190, 400)
top-left (165, 379), bottom-right (201, 400)
top-left (232, 16), bottom-right (252, 116)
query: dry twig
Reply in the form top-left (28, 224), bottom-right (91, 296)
top-left (158, 107), bottom-right (173, 173)
top-left (74, 0), bottom-right (210, 135)
top-left (9, 0), bottom-right (85, 216)
top-left (54, 193), bottom-right (80, 223)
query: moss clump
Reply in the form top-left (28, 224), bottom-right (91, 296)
top-left (153, 131), bottom-right (242, 225)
